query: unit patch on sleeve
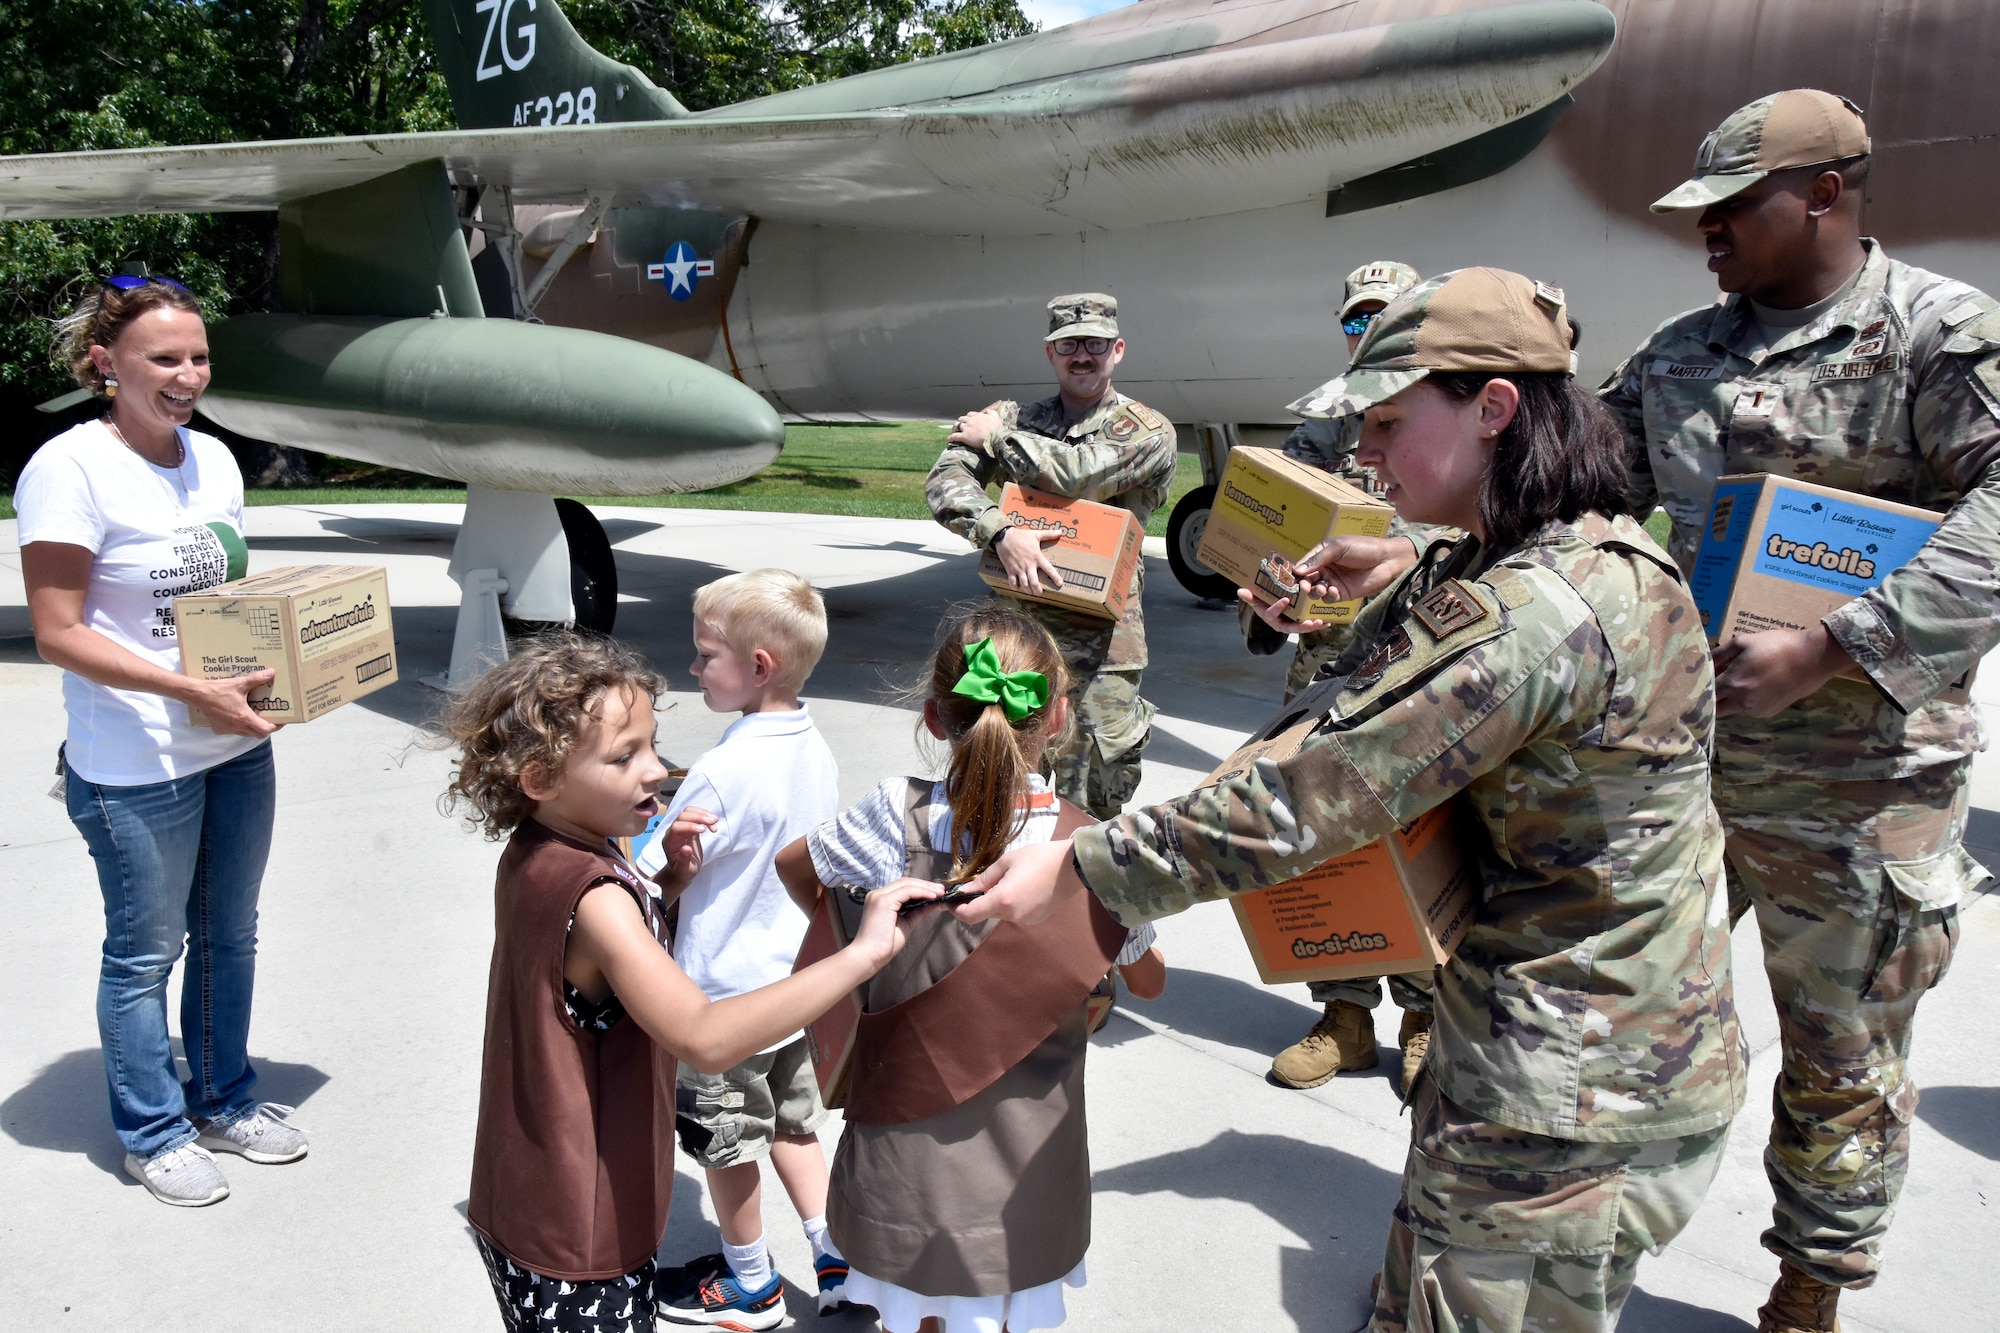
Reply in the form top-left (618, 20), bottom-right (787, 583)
top-left (1410, 578), bottom-right (1491, 640)
top-left (1344, 626), bottom-right (1412, 692)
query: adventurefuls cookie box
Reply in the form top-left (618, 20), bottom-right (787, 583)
top-left (175, 565), bottom-right (398, 725)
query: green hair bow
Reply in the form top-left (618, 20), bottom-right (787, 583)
top-left (951, 637), bottom-right (1050, 722)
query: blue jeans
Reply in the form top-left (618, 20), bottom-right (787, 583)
top-left (66, 742), bottom-right (276, 1159)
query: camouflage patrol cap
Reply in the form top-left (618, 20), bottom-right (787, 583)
top-left (1339, 260), bottom-right (1421, 319)
top-left (1652, 89), bottom-right (1870, 213)
top-left (1046, 293), bottom-right (1119, 342)
top-left (1287, 268), bottom-right (1573, 419)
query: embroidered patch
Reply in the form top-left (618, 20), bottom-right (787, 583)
top-left (1104, 411), bottom-right (1140, 441)
top-left (1812, 352), bottom-right (1903, 383)
top-left (1127, 402), bottom-right (1166, 430)
top-left (1410, 579), bottom-right (1490, 640)
top-left (1858, 319), bottom-right (1887, 339)
top-left (1733, 384), bottom-right (1781, 419)
top-left (1851, 337), bottom-right (1886, 358)
top-left (1650, 359), bottom-right (1721, 381)
top-left (1344, 626), bottom-right (1411, 692)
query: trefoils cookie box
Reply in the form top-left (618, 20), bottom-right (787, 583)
top-left (1195, 447), bottom-right (1394, 622)
top-left (1691, 472), bottom-right (1973, 703)
top-left (1199, 680), bottom-right (1476, 983)
top-left (176, 565), bottom-right (398, 726)
top-left (977, 484), bottom-right (1145, 621)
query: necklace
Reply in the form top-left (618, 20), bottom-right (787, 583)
top-left (106, 416), bottom-right (190, 507)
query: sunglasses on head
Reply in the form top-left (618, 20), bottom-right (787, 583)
top-left (101, 274), bottom-right (190, 293)
top-left (1341, 311), bottom-right (1379, 337)
top-left (1050, 336), bottom-right (1113, 356)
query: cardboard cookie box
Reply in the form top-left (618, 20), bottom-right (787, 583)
top-left (175, 564), bottom-right (397, 726)
top-left (1691, 472), bottom-right (1973, 703)
top-left (1198, 685), bottom-right (1477, 983)
top-left (977, 483), bottom-right (1145, 621)
top-left (1196, 446), bottom-right (1394, 623)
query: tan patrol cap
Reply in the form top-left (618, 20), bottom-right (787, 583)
top-left (1046, 292), bottom-right (1119, 342)
top-left (1652, 89), bottom-right (1870, 213)
top-left (1288, 268), bottom-right (1574, 419)
top-left (1339, 260), bottom-right (1421, 319)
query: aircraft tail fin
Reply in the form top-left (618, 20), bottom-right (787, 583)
top-left (422, 0), bottom-right (686, 129)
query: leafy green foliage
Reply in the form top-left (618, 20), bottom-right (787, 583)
top-left (0, 0), bottom-right (454, 403)
top-left (563, 0), bottom-right (1036, 111)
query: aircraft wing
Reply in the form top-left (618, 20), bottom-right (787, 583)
top-left (0, 1), bottom-right (1613, 234)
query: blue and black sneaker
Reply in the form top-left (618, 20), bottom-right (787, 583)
top-left (655, 1254), bottom-right (784, 1330)
top-left (815, 1251), bottom-right (857, 1314)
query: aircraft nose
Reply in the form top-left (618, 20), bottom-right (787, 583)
top-left (203, 314), bottom-right (785, 494)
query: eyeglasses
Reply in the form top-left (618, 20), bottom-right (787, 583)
top-left (1051, 337), bottom-right (1113, 356)
top-left (101, 274), bottom-right (190, 293)
top-left (1341, 312), bottom-right (1378, 337)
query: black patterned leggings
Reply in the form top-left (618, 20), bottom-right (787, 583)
top-left (476, 1234), bottom-right (656, 1332)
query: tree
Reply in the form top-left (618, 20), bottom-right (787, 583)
top-left (0, 0), bottom-right (1035, 473)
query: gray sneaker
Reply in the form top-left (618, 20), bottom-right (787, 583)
top-left (124, 1142), bottom-right (230, 1207)
top-left (196, 1103), bottom-right (309, 1164)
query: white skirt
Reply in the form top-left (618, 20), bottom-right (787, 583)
top-left (844, 1258), bottom-right (1086, 1333)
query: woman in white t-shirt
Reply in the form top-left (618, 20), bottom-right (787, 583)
top-left (16, 277), bottom-right (309, 1208)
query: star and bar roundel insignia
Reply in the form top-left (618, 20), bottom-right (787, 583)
top-left (645, 241), bottom-right (716, 301)
top-left (1410, 578), bottom-right (1490, 639)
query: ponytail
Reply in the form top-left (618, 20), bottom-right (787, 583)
top-left (919, 604), bottom-right (1072, 880)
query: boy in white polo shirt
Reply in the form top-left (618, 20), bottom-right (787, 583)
top-left (638, 569), bottom-right (846, 1329)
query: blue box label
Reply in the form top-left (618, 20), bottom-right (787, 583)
top-left (1751, 483), bottom-right (1937, 596)
top-left (1689, 478), bottom-right (1761, 632)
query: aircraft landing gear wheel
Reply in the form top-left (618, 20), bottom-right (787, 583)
top-left (1164, 485), bottom-right (1237, 601)
top-left (555, 498), bottom-right (619, 635)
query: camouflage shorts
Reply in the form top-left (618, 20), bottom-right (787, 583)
top-left (1718, 764), bottom-right (1984, 1287)
top-left (1370, 1071), bottom-right (1730, 1333)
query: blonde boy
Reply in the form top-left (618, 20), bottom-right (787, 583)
top-left (638, 569), bottom-right (847, 1328)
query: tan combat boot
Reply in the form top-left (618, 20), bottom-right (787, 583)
top-left (1757, 1262), bottom-right (1843, 1333)
top-left (1270, 1001), bottom-right (1378, 1088)
top-left (1397, 1009), bottom-right (1433, 1094)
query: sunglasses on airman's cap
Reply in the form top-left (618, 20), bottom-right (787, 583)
top-left (1341, 311), bottom-right (1379, 337)
top-left (101, 274), bottom-right (190, 293)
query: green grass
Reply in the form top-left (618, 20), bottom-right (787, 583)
top-left (1, 422), bottom-right (1205, 532)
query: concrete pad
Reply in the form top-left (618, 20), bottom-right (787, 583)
top-left (2, 503), bottom-right (1995, 1331)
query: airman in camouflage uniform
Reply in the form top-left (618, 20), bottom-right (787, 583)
top-left (927, 293), bottom-right (1178, 818)
top-left (1242, 261), bottom-right (1439, 1091)
top-left (1600, 91), bottom-right (1999, 1332)
top-left (969, 270), bottom-right (1747, 1332)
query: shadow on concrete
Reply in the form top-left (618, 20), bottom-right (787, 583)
top-left (1099, 966), bottom-right (1400, 1088)
top-left (0, 1047), bottom-right (330, 1178)
top-left (1095, 1129), bottom-right (1398, 1333)
top-left (1964, 807), bottom-right (2000, 878)
top-left (256, 512), bottom-right (1287, 745)
top-left (1917, 1084), bottom-right (2000, 1161)
top-left (1620, 1288), bottom-right (1756, 1331)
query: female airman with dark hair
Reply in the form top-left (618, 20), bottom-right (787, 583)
top-left (953, 268), bottom-right (1747, 1332)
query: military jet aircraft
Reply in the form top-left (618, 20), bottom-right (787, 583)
top-left (3, 0), bottom-right (1994, 677)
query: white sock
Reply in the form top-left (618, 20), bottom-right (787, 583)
top-left (723, 1236), bottom-right (772, 1292)
top-left (801, 1214), bottom-right (842, 1261)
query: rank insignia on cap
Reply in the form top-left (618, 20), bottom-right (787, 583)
top-left (1411, 579), bottom-right (1490, 639)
